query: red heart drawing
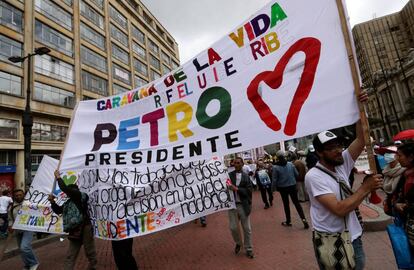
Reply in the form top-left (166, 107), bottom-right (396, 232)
top-left (247, 37), bottom-right (321, 136)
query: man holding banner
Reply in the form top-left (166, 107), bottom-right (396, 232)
top-left (305, 100), bottom-right (384, 270)
top-left (227, 157), bottom-right (254, 259)
top-left (49, 170), bottom-right (97, 270)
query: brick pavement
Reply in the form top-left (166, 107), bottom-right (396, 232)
top-left (0, 191), bottom-right (397, 270)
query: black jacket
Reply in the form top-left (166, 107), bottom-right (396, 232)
top-left (229, 170), bottom-right (253, 216)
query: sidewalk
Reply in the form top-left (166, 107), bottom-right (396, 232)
top-left (0, 190), bottom-right (398, 270)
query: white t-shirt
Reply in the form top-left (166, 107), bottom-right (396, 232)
top-left (0, 196), bottom-right (13, 214)
top-left (305, 150), bottom-right (362, 241)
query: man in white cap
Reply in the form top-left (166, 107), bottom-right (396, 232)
top-left (306, 145), bottom-right (318, 169)
top-left (305, 120), bottom-right (383, 270)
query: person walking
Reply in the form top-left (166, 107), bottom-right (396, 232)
top-left (272, 151), bottom-right (309, 229)
top-left (0, 190), bottom-right (12, 238)
top-left (291, 152), bottom-right (309, 202)
top-left (112, 238), bottom-right (139, 270)
top-left (255, 159), bottom-right (273, 209)
top-left (8, 189), bottom-right (39, 270)
top-left (305, 117), bottom-right (383, 269)
top-left (49, 170), bottom-right (97, 270)
top-left (227, 157), bottom-right (254, 259)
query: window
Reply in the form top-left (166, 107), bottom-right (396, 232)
top-left (90, 0), bottom-right (103, 9)
top-left (132, 25), bottom-right (145, 44)
top-left (112, 43), bottom-right (129, 65)
top-left (0, 34), bottom-right (22, 65)
top-left (62, 0), bottom-right (72, 7)
top-left (0, 71), bottom-right (21, 96)
top-left (80, 0), bottom-right (104, 29)
top-left (32, 122), bottom-right (68, 142)
top-left (161, 51), bottom-right (170, 65)
top-left (167, 37), bottom-right (174, 48)
top-left (171, 61), bottom-right (179, 70)
top-left (35, 0), bottom-right (72, 30)
top-left (148, 39), bottom-right (159, 54)
top-left (143, 12), bottom-right (152, 25)
top-left (80, 22), bottom-right (105, 49)
top-left (0, 1), bottom-right (23, 32)
top-left (134, 58), bottom-right (148, 77)
top-left (0, 151), bottom-right (16, 165)
top-left (81, 70), bottom-right (108, 95)
top-left (34, 82), bottom-right (75, 108)
top-left (109, 5), bottom-right (127, 29)
top-left (149, 69), bottom-right (160, 81)
top-left (35, 54), bottom-right (74, 84)
top-left (132, 42), bottom-right (146, 59)
top-left (150, 55), bottom-right (160, 70)
top-left (0, 119), bottom-right (19, 140)
top-left (113, 64), bottom-right (130, 84)
top-left (35, 20), bottom-right (73, 57)
top-left (81, 45), bottom-right (107, 72)
top-left (110, 24), bottom-right (128, 47)
top-left (156, 26), bottom-right (164, 37)
top-left (113, 84), bottom-right (129, 94)
top-left (162, 64), bottom-right (171, 75)
top-left (134, 75), bottom-right (147, 88)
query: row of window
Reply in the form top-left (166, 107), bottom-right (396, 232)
top-left (0, 34), bottom-right (22, 66)
top-left (35, 0), bottom-right (72, 30)
top-left (0, 118), bottom-right (67, 142)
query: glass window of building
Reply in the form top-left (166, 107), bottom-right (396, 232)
top-left (80, 0), bottom-right (104, 29)
top-left (113, 64), bottom-right (131, 84)
top-left (109, 5), bottom-right (127, 29)
top-left (62, 0), bottom-right (72, 7)
top-left (143, 12), bottom-right (152, 26)
top-left (167, 37), bottom-right (174, 48)
top-left (35, 0), bottom-right (72, 30)
top-left (148, 39), bottom-right (159, 54)
top-left (134, 75), bottom-right (147, 88)
top-left (156, 26), bottom-right (164, 37)
top-left (33, 81), bottom-right (75, 108)
top-left (0, 34), bottom-right (22, 66)
top-left (0, 71), bottom-right (21, 96)
top-left (113, 84), bottom-right (129, 95)
top-left (161, 51), bottom-right (170, 66)
top-left (32, 122), bottom-right (68, 142)
top-left (132, 41), bottom-right (146, 59)
top-left (162, 64), bottom-right (171, 75)
top-left (150, 55), bottom-right (160, 70)
top-left (81, 45), bottom-right (107, 72)
top-left (35, 20), bottom-right (73, 57)
top-left (131, 25), bottom-right (145, 44)
top-left (0, 151), bottom-right (16, 165)
top-left (80, 22), bottom-right (105, 49)
top-left (0, 1), bottom-right (23, 32)
top-left (90, 0), bottom-right (103, 9)
top-left (110, 24), bottom-right (128, 47)
top-left (112, 43), bottom-right (129, 65)
top-left (134, 58), bottom-right (148, 77)
top-left (0, 118), bottom-right (19, 140)
top-left (149, 69), bottom-right (161, 81)
top-left (171, 60), bottom-right (179, 70)
top-left (35, 54), bottom-right (75, 84)
top-left (81, 70), bottom-right (108, 95)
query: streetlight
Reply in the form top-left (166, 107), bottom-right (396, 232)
top-left (8, 46), bottom-right (51, 186)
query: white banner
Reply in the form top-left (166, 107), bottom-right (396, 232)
top-left (14, 157), bottom-right (234, 239)
top-left (74, 158), bottom-right (234, 240)
top-left (59, 0), bottom-right (359, 172)
top-left (13, 156), bottom-right (66, 234)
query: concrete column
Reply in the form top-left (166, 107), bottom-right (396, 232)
top-left (15, 150), bottom-right (25, 190)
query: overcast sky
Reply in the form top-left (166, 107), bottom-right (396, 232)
top-left (141, 0), bottom-right (410, 63)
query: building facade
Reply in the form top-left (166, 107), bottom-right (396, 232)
top-left (0, 0), bottom-right (180, 191)
top-left (352, 0), bottom-right (414, 143)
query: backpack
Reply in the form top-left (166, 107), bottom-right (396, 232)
top-left (62, 193), bottom-right (87, 233)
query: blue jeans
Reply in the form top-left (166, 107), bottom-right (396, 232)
top-left (352, 236), bottom-right (366, 270)
top-left (16, 231), bottom-right (38, 268)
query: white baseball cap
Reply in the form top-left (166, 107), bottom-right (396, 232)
top-left (313, 131), bottom-right (340, 152)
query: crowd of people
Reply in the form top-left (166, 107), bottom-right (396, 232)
top-left (0, 96), bottom-right (413, 270)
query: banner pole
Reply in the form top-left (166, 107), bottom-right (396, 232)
top-left (335, 0), bottom-right (377, 174)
